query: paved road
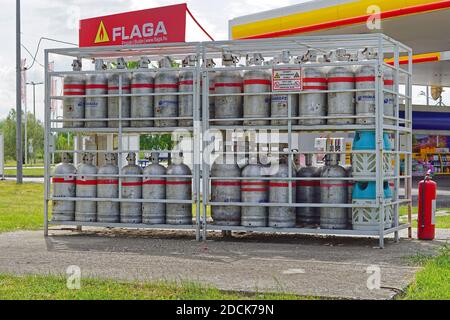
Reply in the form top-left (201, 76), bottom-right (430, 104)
top-left (0, 228), bottom-right (447, 300)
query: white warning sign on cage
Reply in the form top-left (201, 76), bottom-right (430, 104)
top-left (272, 68), bottom-right (302, 91)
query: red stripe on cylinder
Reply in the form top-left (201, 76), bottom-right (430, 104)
top-left (86, 84), bottom-right (108, 90)
top-left (52, 178), bottom-right (75, 184)
top-left (166, 181), bottom-right (191, 185)
top-left (355, 76), bottom-right (376, 82)
top-left (97, 179), bottom-right (119, 185)
top-left (244, 79), bottom-right (272, 86)
top-left (328, 77), bottom-right (355, 83)
top-left (131, 84), bottom-right (155, 89)
top-left (215, 83), bottom-right (242, 88)
top-left (303, 77), bottom-right (327, 83)
top-left (212, 181), bottom-right (241, 187)
top-left (64, 91), bottom-right (85, 96)
top-left (64, 84), bottom-right (85, 90)
top-left (179, 80), bottom-right (194, 86)
top-left (76, 180), bottom-right (97, 186)
top-left (268, 182), bottom-right (297, 187)
top-left (121, 182), bottom-right (143, 187)
top-left (155, 84), bottom-right (178, 89)
top-left (241, 188), bottom-right (268, 192)
top-left (298, 181), bottom-right (321, 187)
top-left (241, 182), bottom-right (269, 187)
top-left (384, 80), bottom-right (394, 85)
top-left (143, 180), bottom-right (167, 185)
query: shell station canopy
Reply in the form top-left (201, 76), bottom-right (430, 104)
top-left (229, 0), bottom-right (450, 87)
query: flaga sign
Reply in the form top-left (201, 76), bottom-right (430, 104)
top-left (79, 4), bottom-right (187, 47)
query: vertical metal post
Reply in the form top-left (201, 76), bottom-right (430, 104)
top-left (407, 49), bottom-right (413, 239)
top-left (376, 36), bottom-right (385, 249)
top-left (201, 45), bottom-right (209, 241)
top-left (393, 43), bottom-right (400, 243)
top-left (44, 50), bottom-right (50, 237)
top-left (16, 0), bottom-right (23, 184)
top-left (194, 44), bottom-right (202, 242)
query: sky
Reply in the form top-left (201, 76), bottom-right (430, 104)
top-left (0, 0), bottom-right (304, 121)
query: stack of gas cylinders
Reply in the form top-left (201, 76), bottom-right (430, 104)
top-left (52, 152), bottom-right (193, 225)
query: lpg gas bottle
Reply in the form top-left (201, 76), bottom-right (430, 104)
top-left (214, 52), bottom-right (243, 125)
top-left (269, 157), bottom-right (296, 228)
top-left (178, 55), bottom-right (196, 127)
top-left (327, 49), bottom-right (355, 125)
top-left (121, 153), bottom-right (143, 224)
top-left (241, 157), bottom-right (269, 227)
top-left (108, 58), bottom-right (131, 128)
top-left (320, 154), bottom-right (348, 229)
top-left (271, 50), bottom-right (299, 126)
top-left (243, 53), bottom-right (271, 126)
top-left (203, 59), bottom-right (216, 120)
top-left (298, 50), bottom-right (327, 125)
top-left (154, 56), bottom-right (179, 127)
top-left (131, 57), bottom-right (154, 128)
top-left (63, 59), bottom-right (85, 128)
top-left (166, 153), bottom-right (193, 225)
top-left (143, 153), bottom-right (167, 225)
top-left (211, 153), bottom-right (242, 226)
top-left (296, 154), bottom-right (321, 226)
top-left (97, 153), bottom-right (119, 223)
top-left (85, 60), bottom-right (108, 128)
top-left (383, 66), bottom-right (395, 125)
top-left (75, 153), bottom-right (98, 222)
top-left (52, 153), bottom-right (77, 222)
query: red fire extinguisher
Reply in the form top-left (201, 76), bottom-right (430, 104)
top-left (418, 170), bottom-right (437, 240)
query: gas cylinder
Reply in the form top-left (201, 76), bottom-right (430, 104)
top-left (241, 157), bottom-right (269, 227)
top-left (355, 48), bottom-right (377, 125)
top-left (296, 154), bottom-right (321, 226)
top-left (75, 153), bottom-right (98, 222)
top-left (166, 153), bottom-right (193, 225)
top-left (271, 51), bottom-right (298, 126)
top-left (211, 153), bottom-right (241, 226)
top-left (63, 59), bottom-right (85, 128)
top-left (299, 50), bottom-right (327, 125)
top-left (121, 153), bottom-right (143, 224)
top-left (243, 53), bottom-right (271, 126)
top-left (269, 156), bottom-right (296, 228)
top-left (327, 49), bottom-right (355, 125)
top-left (85, 60), bottom-right (108, 128)
top-left (97, 153), bottom-right (119, 223)
top-left (203, 59), bottom-right (216, 120)
top-left (143, 152), bottom-right (167, 225)
top-left (418, 171), bottom-right (437, 240)
top-left (155, 56), bottom-right (179, 127)
top-left (131, 57), bottom-right (154, 128)
top-left (108, 58), bottom-right (131, 128)
top-left (52, 153), bottom-right (77, 222)
top-left (179, 55), bottom-right (196, 127)
top-left (383, 66), bottom-right (395, 125)
top-left (214, 52), bottom-right (243, 125)
top-left (320, 154), bottom-right (348, 229)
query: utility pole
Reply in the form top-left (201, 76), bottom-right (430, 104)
top-left (16, 0), bottom-right (23, 184)
top-left (26, 82), bottom-right (43, 117)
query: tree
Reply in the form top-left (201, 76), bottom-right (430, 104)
top-left (0, 108), bottom-right (45, 163)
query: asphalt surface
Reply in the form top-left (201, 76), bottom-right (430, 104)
top-left (0, 228), bottom-right (447, 300)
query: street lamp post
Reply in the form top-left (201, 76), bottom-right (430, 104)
top-left (16, 0), bottom-right (22, 183)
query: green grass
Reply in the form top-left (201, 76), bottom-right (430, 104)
top-left (0, 181), bottom-right (44, 233)
top-left (400, 206), bottom-right (450, 229)
top-left (403, 246), bottom-right (450, 300)
top-left (4, 161), bottom-right (44, 168)
top-left (0, 274), bottom-right (306, 300)
top-left (4, 167), bottom-right (44, 177)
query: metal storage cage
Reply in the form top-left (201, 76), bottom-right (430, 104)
top-left (44, 43), bottom-right (204, 240)
top-left (44, 34), bottom-right (413, 248)
top-left (201, 34), bottom-right (413, 248)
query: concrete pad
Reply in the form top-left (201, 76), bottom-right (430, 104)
top-left (0, 229), bottom-right (447, 300)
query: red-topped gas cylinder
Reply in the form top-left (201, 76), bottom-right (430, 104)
top-left (418, 171), bottom-right (437, 240)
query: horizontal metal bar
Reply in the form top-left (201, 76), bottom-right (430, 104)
top-left (48, 197), bottom-right (194, 204)
top-left (210, 89), bottom-right (376, 97)
top-left (49, 221), bottom-right (197, 230)
top-left (383, 224), bottom-right (411, 236)
top-left (50, 127), bottom-right (194, 134)
top-left (206, 202), bottom-right (379, 208)
top-left (52, 117), bottom-right (194, 122)
top-left (51, 92), bottom-right (194, 99)
top-left (51, 174), bottom-right (192, 178)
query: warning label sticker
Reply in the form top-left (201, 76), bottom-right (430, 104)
top-left (272, 68), bottom-right (302, 91)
